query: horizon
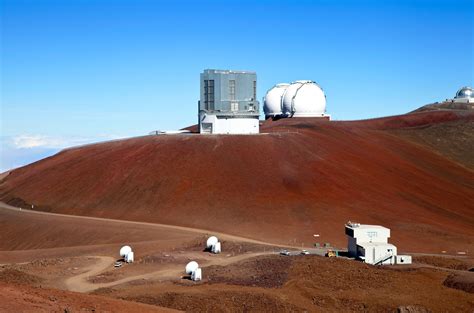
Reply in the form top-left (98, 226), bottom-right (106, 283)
top-left (1, 0), bottom-right (473, 171)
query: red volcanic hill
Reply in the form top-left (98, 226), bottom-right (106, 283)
top-left (1, 110), bottom-right (473, 253)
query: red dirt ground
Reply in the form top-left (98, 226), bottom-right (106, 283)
top-left (0, 282), bottom-right (177, 312)
top-left (0, 110), bottom-right (473, 254)
top-left (98, 255), bottom-right (474, 312)
top-left (1, 194), bottom-right (473, 312)
top-left (390, 116), bottom-right (474, 169)
top-left (0, 204), bottom-right (205, 264)
top-left (411, 101), bottom-right (474, 113)
top-left (443, 272), bottom-right (474, 293)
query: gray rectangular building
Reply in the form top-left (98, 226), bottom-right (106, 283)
top-left (199, 69), bottom-right (260, 134)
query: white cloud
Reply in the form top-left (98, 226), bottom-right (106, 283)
top-left (11, 134), bottom-right (125, 149)
top-left (1, 134), bottom-right (128, 172)
top-left (13, 135), bottom-right (64, 149)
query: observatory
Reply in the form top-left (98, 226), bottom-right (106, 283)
top-left (263, 83), bottom-right (289, 118)
top-left (119, 245), bottom-right (132, 258)
top-left (264, 80), bottom-right (329, 119)
top-left (185, 261), bottom-right (202, 281)
top-left (185, 261), bottom-right (199, 275)
top-left (453, 86), bottom-right (474, 103)
top-left (119, 245), bottom-right (134, 263)
top-left (206, 236), bottom-right (221, 254)
top-left (199, 69), bottom-right (260, 134)
top-left (345, 222), bottom-right (411, 265)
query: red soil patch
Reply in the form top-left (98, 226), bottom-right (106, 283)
top-left (443, 272), bottom-right (474, 293)
top-left (124, 290), bottom-right (301, 312)
top-left (1, 111), bottom-right (473, 253)
top-left (0, 282), bottom-right (176, 312)
top-left (414, 256), bottom-right (474, 271)
top-left (0, 207), bottom-right (196, 252)
top-left (0, 268), bottom-right (43, 285)
top-left (390, 117), bottom-right (474, 169)
top-left (0, 205), bottom-right (206, 265)
top-left (283, 256), bottom-right (474, 312)
top-left (204, 255), bottom-right (293, 288)
top-left (412, 101), bottom-right (474, 113)
top-left (101, 255), bottom-right (474, 312)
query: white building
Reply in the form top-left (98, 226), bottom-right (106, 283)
top-left (263, 80), bottom-right (330, 119)
top-left (345, 222), bottom-right (407, 265)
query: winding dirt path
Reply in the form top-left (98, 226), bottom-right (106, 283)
top-left (64, 252), bottom-right (271, 293)
top-left (64, 256), bottom-right (115, 292)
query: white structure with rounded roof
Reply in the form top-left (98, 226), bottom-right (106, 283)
top-left (185, 261), bottom-right (199, 275)
top-left (119, 245), bottom-right (132, 258)
top-left (282, 80), bottom-right (327, 117)
top-left (206, 236), bottom-right (219, 249)
top-left (454, 86), bottom-right (474, 103)
top-left (263, 80), bottom-right (329, 119)
top-left (263, 83), bottom-right (290, 118)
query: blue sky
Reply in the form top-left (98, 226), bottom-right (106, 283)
top-left (1, 0), bottom-right (473, 171)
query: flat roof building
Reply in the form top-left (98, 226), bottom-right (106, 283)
top-left (199, 69), bottom-right (259, 134)
top-left (345, 222), bottom-right (397, 265)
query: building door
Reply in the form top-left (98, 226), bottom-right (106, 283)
top-left (201, 123), bottom-right (213, 134)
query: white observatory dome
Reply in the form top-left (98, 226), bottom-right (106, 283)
top-left (206, 236), bottom-right (219, 249)
top-left (119, 245), bottom-right (132, 257)
top-left (282, 80), bottom-right (326, 117)
top-left (185, 261), bottom-right (199, 274)
top-left (455, 86), bottom-right (473, 99)
top-left (264, 83), bottom-right (290, 117)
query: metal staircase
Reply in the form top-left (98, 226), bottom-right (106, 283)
top-left (374, 253), bottom-right (393, 265)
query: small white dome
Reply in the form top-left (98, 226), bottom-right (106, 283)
top-left (206, 236), bottom-right (219, 249)
top-left (282, 81), bottom-right (326, 117)
top-left (185, 261), bottom-right (199, 274)
top-left (455, 86), bottom-right (473, 99)
top-left (264, 83), bottom-right (290, 117)
top-left (119, 245), bottom-right (132, 257)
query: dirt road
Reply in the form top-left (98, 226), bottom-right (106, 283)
top-left (64, 256), bottom-right (115, 292)
top-left (65, 252), bottom-right (272, 293)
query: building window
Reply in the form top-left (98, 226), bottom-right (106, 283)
top-left (204, 80), bottom-right (208, 109)
top-left (231, 102), bottom-right (239, 111)
top-left (204, 79), bottom-right (215, 110)
top-left (229, 80), bottom-right (235, 100)
top-left (253, 81), bottom-right (257, 101)
top-left (209, 80), bottom-right (214, 110)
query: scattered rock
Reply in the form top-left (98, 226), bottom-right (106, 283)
top-left (397, 305), bottom-right (431, 313)
top-left (443, 273), bottom-right (474, 293)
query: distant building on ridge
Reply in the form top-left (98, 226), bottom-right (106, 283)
top-left (451, 86), bottom-right (474, 103)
